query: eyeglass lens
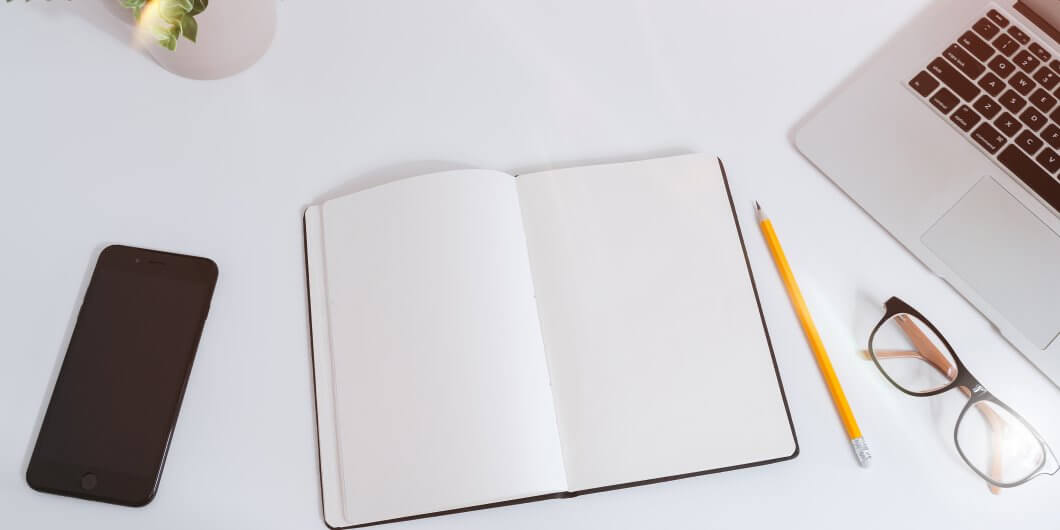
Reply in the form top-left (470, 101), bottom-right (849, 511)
top-left (870, 311), bottom-right (1048, 486)
top-left (870, 313), bottom-right (957, 394)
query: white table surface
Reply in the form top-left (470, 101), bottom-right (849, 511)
top-left (4, 1), bottom-right (1060, 528)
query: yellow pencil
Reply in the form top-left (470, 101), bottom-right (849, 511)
top-left (756, 201), bottom-right (871, 468)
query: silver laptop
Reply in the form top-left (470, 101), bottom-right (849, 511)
top-left (796, 0), bottom-right (1060, 383)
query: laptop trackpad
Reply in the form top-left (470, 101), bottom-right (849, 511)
top-left (922, 178), bottom-right (1060, 349)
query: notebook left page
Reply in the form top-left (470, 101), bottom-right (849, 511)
top-left (305, 170), bottom-right (567, 528)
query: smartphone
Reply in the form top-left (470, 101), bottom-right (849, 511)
top-left (26, 245), bottom-right (218, 506)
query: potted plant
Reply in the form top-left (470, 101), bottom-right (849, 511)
top-left (121, 0), bottom-right (208, 51)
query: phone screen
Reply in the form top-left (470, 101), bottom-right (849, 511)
top-left (28, 245), bottom-right (217, 506)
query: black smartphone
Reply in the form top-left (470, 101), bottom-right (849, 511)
top-left (26, 245), bottom-right (218, 506)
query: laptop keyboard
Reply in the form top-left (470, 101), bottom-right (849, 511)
top-left (909, 8), bottom-right (1060, 212)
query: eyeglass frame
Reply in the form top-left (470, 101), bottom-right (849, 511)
top-left (867, 296), bottom-right (1059, 489)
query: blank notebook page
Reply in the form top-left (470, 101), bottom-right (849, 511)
top-left (318, 171), bottom-right (567, 525)
top-left (517, 154), bottom-right (797, 491)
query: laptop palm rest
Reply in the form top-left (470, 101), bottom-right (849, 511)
top-left (922, 178), bottom-right (1060, 349)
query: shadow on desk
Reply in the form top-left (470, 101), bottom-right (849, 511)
top-left (37, 0), bottom-right (148, 58)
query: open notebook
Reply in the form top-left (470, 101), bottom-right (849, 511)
top-left (304, 154), bottom-right (797, 528)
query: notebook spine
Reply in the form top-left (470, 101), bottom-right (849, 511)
top-left (304, 205), bottom-right (349, 528)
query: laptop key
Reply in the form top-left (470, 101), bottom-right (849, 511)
top-left (1037, 147), bottom-right (1060, 173)
top-left (1000, 89), bottom-right (1028, 113)
top-left (972, 122), bottom-right (1007, 153)
top-left (974, 18), bottom-right (1001, 40)
top-left (945, 43), bottom-right (987, 78)
top-left (1014, 50), bottom-right (1041, 73)
top-left (988, 55), bottom-right (1017, 78)
top-left (1030, 43), bottom-right (1052, 63)
top-left (1016, 130), bottom-right (1044, 154)
top-left (987, 9), bottom-right (1009, 28)
top-left (1030, 88), bottom-right (1057, 112)
top-left (959, 31), bottom-right (995, 62)
top-left (1008, 26), bottom-right (1031, 45)
top-left (998, 145), bottom-right (1060, 210)
top-left (993, 33), bottom-right (1020, 57)
top-left (952, 105), bottom-right (982, 131)
top-left (979, 72), bottom-right (1005, 96)
top-left (930, 87), bottom-right (960, 113)
top-left (1009, 72), bottom-right (1036, 95)
top-left (1020, 106), bottom-right (1047, 131)
top-left (929, 58), bottom-right (981, 101)
top-left (1033, 67), bottom-right (1060, 90)
top-left (974, 95), bottom-right (1002, 119)
top-left (910, 71), bottom-right (940, 97)
top-left (996, 111), bottom-right (1023, 137)
top-left (1042, 124), bottom-right (1060, 148)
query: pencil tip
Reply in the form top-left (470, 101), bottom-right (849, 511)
top-left (754, 201), bottom-right (761, 211)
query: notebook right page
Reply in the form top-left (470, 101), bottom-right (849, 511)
top-left (517, 154), bottom-right (797, 492)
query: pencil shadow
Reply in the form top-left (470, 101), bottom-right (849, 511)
top-left (22, 244), bottom-right (107, 474)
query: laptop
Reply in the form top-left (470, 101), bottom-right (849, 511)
top-left (795, 0), bottom-right (1060, 384)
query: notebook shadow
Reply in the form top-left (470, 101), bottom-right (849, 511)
top-left (21, 244), bottom-right (109, 474)
top-left (511, 147), bottom-right (694, 176)
top-left (309, 148), bottom-right (701, 209)
top-left (308, 160), bottom-right (475, 207)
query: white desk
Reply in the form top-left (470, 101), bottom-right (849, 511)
top-left (3, 1), bottom-right (1060, 528)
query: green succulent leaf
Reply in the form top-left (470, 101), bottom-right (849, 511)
top-left (159, 35), bottom-right (177, 51)
top-left (151, 23), bottom-right (178, 50)
top-left (149, 22), bottom-right (171, 41)
top-left (189, 0), bottom-right (208, 16)
top-left (164, 0), bottom-right (194, 10)
top-left (148, 19), bottom-right (180, 48)
top-left (117, 0), bottom-right (208, 51)
top-left (159, 0), bottom-right (193, 24)
top-left (169, 21), bottom-right (183, 40)
top-left (181, 14), bottom-right (198, 42)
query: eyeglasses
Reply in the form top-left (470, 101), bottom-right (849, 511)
top-left (867, 297), bottom-right (1058, 492)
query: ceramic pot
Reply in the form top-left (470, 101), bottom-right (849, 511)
top-left (144, 0), bottom-right (276, 80)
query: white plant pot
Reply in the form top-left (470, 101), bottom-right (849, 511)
top-left (144, 0), bottom-right (276, 80)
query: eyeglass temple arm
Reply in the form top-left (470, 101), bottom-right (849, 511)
top-left (875, 317), bottom-right (1005, 494)
top-left (894, 315), bottom-right (958, 379)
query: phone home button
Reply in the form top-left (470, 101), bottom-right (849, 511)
top-left (80, 473), bottom-right (97, 491)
